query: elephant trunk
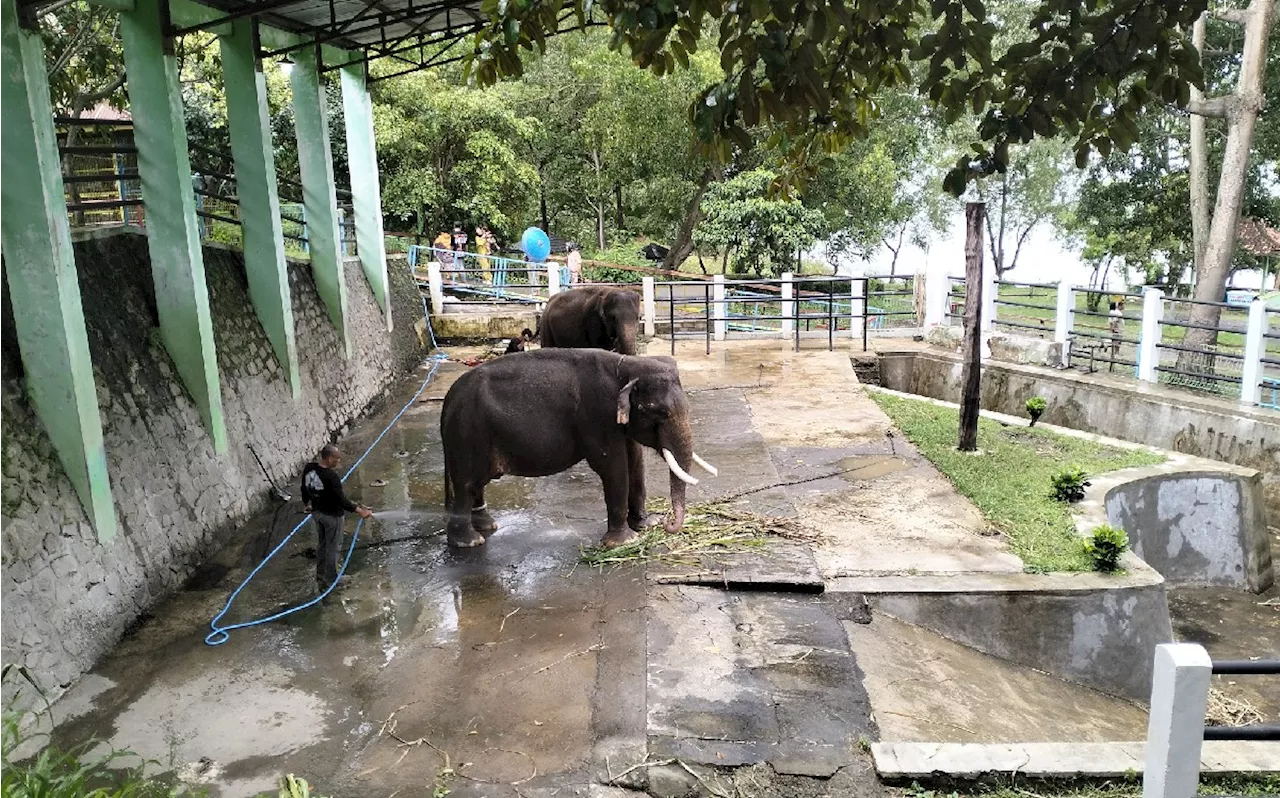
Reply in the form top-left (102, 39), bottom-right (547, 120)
top-left (660, 417), bottom-right (699, 534)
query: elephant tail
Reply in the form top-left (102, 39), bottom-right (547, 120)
top-left (443, 460), bottom-right (453, 508)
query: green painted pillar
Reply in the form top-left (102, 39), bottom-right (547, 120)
top-left (1, 0), bottom-right (118, 541)
top-left (220, 19), bottom-right (301, 398)
top-left (340, 63), bottom-right (391, 328)
top-left (291, 46), bottom-right (350, 356)
top-left (120, 0), bottom-right (227, 452)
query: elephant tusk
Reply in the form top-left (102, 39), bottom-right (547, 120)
top-left (691, 452), bottom-right (718, 476)
top-left (662, 449), bottom-right (698, 485)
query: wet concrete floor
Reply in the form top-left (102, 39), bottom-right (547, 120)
top-left (47, 350), bottom-right (887, 798)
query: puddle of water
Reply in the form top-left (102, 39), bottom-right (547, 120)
top-left (835, 455), bottom-right (910, 481)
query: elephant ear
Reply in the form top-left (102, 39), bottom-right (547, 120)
top-left (616, 378), bottom-right (639, 424)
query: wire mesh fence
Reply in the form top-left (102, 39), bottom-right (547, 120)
top-left (1156, 296), bottom-right (1248, 396)
top-left (866, 275), bottom-right (918, 331)
top-left (1258, 307), bottom-right (1280, 409)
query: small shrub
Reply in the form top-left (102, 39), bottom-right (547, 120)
top-left (1026, 396), bottom-right (1047, 426)
top-left (1085, 524), bottom-right (1130, 572)
top-left (1049, 466), bottom-right (1090, 502)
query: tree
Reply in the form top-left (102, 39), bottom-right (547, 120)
top-left (695, 168), bottom-right (826, 275)
top-left (465, 0), bottom-right (1210, 196)
top-left (1181, 0), bottom-right (1277, 366)
top-left (968, 137), bottom-right (1075, 278)
top-left (372, 70), bottom-right (541, 239)
top-left (39, 0), bottom-right (126, 118)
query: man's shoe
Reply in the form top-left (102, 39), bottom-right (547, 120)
top-left (317, 575), bottom-right (352, 596)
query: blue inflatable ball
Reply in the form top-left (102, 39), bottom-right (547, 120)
top-left (520, 227), bottom-right (551, 263)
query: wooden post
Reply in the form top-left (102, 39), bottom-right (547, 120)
top-left (958, 202), bottom-right (985, 452)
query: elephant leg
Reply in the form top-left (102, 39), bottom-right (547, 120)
top-left (446, 470), bottom-right (486, 548)
top-left (471, 487), bottom-right (498, 534)
top-left (588, 448), bottom-right (635, 548)
top-left (625, 439), bottom-right (648, 532)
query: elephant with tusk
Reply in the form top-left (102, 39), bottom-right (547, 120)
top-left (440, 349), bottom-right (716, 548)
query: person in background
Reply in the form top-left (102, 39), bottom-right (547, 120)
top-left (1107, 298), bottom-right (1125, 371)
top-left (476, 225), bottom-right (493, 284)
top-left (452, 223), bottom-right (469, 275)
top-left (301, 444), bottom-right (373, 595)
top-left (566, 241), bottom-right (583, 285)
top-left (433, 229), bottom-right (453, 273)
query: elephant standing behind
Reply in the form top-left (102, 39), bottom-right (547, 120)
top-left (538, 286), bottom-right (641, 355)
top-left (439, 349), bottom-right (716, 548)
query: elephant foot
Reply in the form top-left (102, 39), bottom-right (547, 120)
top-left (447, 524), bottom-right (487, 548)
top-left (627, 513), bottom-right (651, 533)
top-left (601, 528), bottom-right (638, 548)
top-left (471, 507), bottom-right (498, 534)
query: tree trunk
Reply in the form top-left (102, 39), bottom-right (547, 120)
top-left (614, 181), bottom-right (624, 230)
top-left (539, 171), bottom-right (550, 232)
top-left (958, 202), bottom-right (985, 452)
top-left (1180, 0), bottom-right (1275, 372)
top-left (591, 148), bottom-right (606, 250)
top-left (663, 166), bottom-right (717, 271)
top-left (1189, 13), bottom-right (1211, 275)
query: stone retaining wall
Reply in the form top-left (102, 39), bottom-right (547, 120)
top-left (1, 230), bottom-right (424, 701)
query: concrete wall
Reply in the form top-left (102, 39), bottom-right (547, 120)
top-left (878, 350), bottom-right (1280, 519)
top-left (1, 230), bottom-right (424, 700)
top-left (1104, 470), bottom-right (1273, 593)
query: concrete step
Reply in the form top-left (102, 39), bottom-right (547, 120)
top-left (872, 741), bottom-right (1280, 780)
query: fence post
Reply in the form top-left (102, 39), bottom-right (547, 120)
top-left (1054, 280), bottom-right (1074, 367)
top-left (712, 274), bottom-right (727, 341)
top-left (643, 276), bottom-right (656, 338)
top-left (547, 262), bottom-right (561, 297)
top-left (426, 261), bottom-right (444, 316)
top-left (1137, 287), bottom-right (1164, 383)
top-left (781, 272), bottom-right (794, 339)
top-left (1239, 298), bottom-right (1265, 405)
top-left (1142, 643), bottom-right (1212, 798)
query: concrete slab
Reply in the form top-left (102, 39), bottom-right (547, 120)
top-left (845, 614), bottom-right (1148, 743)
top-left (646, 585), bottom-right (874, 779)
top-left (871, 741), bottom-right (1280, 779)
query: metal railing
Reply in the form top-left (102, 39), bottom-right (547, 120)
top-left (1067, 287), bottom-right (1144, 375)
top-left (1143, 643), bottom-right (1278, 798)
top-left (993, 280), bottom-right (1057, 339)
top-left (1259, 306), bottom-right (1280, 410)
top-left (57, 117), bottom-right (143, 228)
top-left (1156, 296), bottom-right (1247, 396)
top-left (409, 245), bottom-right (553, 304)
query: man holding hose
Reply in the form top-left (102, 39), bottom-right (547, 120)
top-left (301, 444), bottom-right (373, 595)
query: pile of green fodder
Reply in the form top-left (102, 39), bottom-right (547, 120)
top-left (579, 498), bottom-right (822, 567)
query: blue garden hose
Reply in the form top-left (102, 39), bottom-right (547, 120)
top-left (206, 266), bottom-right (447, 646)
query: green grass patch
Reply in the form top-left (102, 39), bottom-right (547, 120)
top-left (870, 393), bottom-right (1163, 572)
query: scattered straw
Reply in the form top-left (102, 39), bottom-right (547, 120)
top-left (1205, 687), bottom-right (1265, 727)
top-left (579, 498), bottom-right (824, 567)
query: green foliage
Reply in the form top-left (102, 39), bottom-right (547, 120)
top-left (1085, 524), bottom-right (1129, 572)
top-left (869, 393), bottom-right (1160, 572)
top-left (1, 709), bottom-right (200, 798)
top-left (695, 169), bottom-right (826, 276)
top-left (466, 0), bottom-right (1208, 194)
top-left (894, 774), bottom-right (1280, 798)
top-left (1050, 466), bottom-right (1091, 503)
top-left (1025, 396), bottom-right (1047, 425)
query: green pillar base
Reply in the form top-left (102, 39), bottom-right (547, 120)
top-left (221, 19), bottom-right (301, 399)
top-left (1, 0), bottom-right (118, 541)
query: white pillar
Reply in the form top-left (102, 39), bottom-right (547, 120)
top-left (924, 262), bottom-right (948, 328)
top-left (643, 276), bottom-right (656, 337)
top-left (1142, 643), bottom-right (1212, 798)
top-left (1239, 298), bottom-right (1266, 405)
top-left (1054, 280), bottom-right (1075, 367)
top-left (547, 262), bottom-right (561, 296)
top-left (1137, 287), bottom-right (1164, 383)
top-left (781, 272), bottom-right (795, 338)
top-left (712, 274), bottom-right (727, 341)
top-left (426, 261), bottom-right (444, 316)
